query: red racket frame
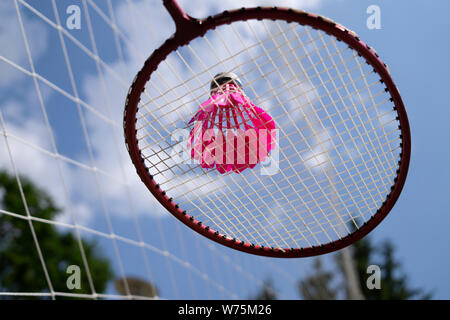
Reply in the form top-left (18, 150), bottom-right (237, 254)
top-left (123, 0), bottom-right (411, 258)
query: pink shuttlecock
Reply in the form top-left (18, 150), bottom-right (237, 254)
top-left (187, 72), bottom-right (276, 174)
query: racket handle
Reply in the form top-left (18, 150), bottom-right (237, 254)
top-left (163, 0), bottom-right (201, 43)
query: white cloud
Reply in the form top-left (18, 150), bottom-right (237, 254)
top-left (0, 113), bottom-right (92, 226)
top-left (0, 1), bottom-right (48, 86)
top-left (55, 202), bottom-right (93, 227)
top-left (179, 0), bottom-right (323, 19)
top-left (0, 1), bottom-right (95, 226)
top-left (1, 0), bottom-right (325, 227)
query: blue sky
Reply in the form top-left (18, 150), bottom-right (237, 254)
top-left (0, 0), bottom-right (449, 299)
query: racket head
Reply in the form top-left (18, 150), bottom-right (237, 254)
top-left (124, 5), bottom-right (410, 258)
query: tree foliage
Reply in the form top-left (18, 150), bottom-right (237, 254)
top-left (353, 237), bottom-right (432, 300)
top-left (298, 237), bottom-right (432, 300)
top-left (0, 170), bottom-right (113, 298)
top-left (114, 276), bottom-right (159, 298)
top-left (250, 278), bottom-right (278, 300)
top-left (299, 258), bottom-right (338, 300)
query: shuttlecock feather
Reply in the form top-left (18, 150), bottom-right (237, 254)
top-left (187, 73), bottom-right (276, 174)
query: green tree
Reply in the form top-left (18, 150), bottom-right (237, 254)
top-left (353, 237), bottom-right (432, 300)
top-left (114, 276), bottom-right (159, 298)
top-left (298, 258), bottom-right (338, 300)
top-left (0, 170), bottom-right (113, 299)
top-left (297, 236), bottom-right (432, 300)
top-left (250, 278), bottom-right (278, 300)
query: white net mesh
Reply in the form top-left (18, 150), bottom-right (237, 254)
top-left (0, 0), bottom-right (308, 299)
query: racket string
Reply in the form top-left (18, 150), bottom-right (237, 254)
top-left (135, 20), bottom-right (402, 249)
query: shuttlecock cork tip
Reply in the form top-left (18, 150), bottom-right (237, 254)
top-left (210, 72), bottom-right (243, 92)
